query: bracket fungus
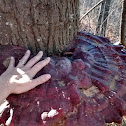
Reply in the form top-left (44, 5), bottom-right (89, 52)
top-left (0, 32), bottom-right (126, 126)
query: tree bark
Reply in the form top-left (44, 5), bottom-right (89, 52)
top-left (120, 0), bottom-right (126, 46)
top-left (95, 0), bottom-right (111, 37)
top-left (95, 0), bottom-right (105, 35)
top-left (0, 0), bottom-right (79, 55)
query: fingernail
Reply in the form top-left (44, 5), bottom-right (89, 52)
top-left (39, 51), bottom-right (43, 54)
top-left (45, 74), bottom-right (51, 79)
top-left (27, 50), bottom-right (30, 53)
top-left (11, 56), bottom-right (14, 60)
top-left (47, 57), bottom-right (50, 60)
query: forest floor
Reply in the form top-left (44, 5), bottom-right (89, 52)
top-left (79, 0), bottom-right (126, 126)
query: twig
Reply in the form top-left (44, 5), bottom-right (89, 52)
top-left (80, 0), bottom-right (104, 22)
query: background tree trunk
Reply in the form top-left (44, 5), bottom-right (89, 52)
top-left (95, 0), bottom-right (111, 37)
top-left (95, 0), bottom-right (105, 35)
top-left (121, 0), bottom-right (126, 46)
top-left (0, 0), bottom-right (79, 55)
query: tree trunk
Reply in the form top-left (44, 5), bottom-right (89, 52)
top-left (95, 0), bottom-right (105, 35)
top-left (0, 0), bottom-right (79, 55)
top-left (95, 0), bottom-right (111, 37)
top-left (120, 0), bottom-right (126, 46)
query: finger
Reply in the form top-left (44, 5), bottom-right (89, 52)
top-left (17, 50), bottom-right (31, 67)
top-left (1, 57), bottom-right (15, 75)
top-left (24, 51), bottom-right (43, 69)
top-left (16, 74), bottom-right (51, 93)
top-left (29, 57), bottom-right (50, 78)
top-left (7, 57), bottom-right (15, 70)
top-left (31, 74), bottom-right (51, 88)
top-left (17, 68), bottom-right (25, 75)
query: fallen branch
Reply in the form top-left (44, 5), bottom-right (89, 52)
top-left (80, 0), bottom-right (104, 22)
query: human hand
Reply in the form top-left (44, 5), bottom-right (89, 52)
top-left (0, 50), bottom-right (51, 96)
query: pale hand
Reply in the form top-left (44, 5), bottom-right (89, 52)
top-left (0, 50), bottom-right (51, 104)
